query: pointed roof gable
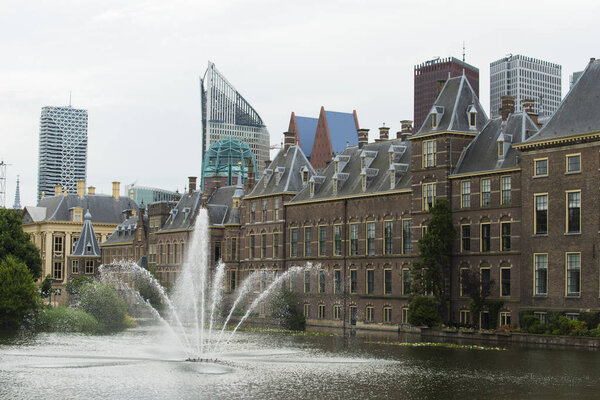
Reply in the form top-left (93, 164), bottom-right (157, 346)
top-left (520, 59), bottom-right (600, 147)
top-left (414, 74), bottom-right (488, 136)
top-left (288, 112), bottom-right (318, 158)
top-left (72, 211), bottom-right (101, 257)
top-left (324, 110), bottom-right (359, 154)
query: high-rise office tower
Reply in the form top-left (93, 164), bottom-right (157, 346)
top-left (37, 105), bottom-right (88, 202)
top-left (490, 54), bottom-right (561, 118)
top-left (200, 61), bottom-right (270, 175)
top-left (414, 57), bottom-right (479, 132)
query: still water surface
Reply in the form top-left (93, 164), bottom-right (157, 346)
top-left (1, 325), bottom-right (599, 399)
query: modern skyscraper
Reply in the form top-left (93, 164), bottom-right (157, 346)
top-left (490, 54), bottom-right (561, 118)
top-left (200, 61), bottom-right (270, 175)
top-left (570, 70), bottom-right (584, 89)
top-left (414, 57), bottom-right (479, 132)
top-left (37, 105), bottom-right (88, 201)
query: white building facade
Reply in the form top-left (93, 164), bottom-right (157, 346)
top-left (490, 54), bottom-right (561, 118)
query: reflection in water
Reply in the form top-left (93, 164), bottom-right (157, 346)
top-left (1, 326), bottom-right (599, 400)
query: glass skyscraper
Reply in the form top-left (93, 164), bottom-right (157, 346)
top-left (200, 61), bottom-right (270, 174)
top-left (37, 106), bottom-right (88, 201)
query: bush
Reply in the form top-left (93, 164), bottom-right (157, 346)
top-left (65, 276), bottom-right (95, 296)
top-left (567, 320), bottom-right (588, 336)
top-left (0, 208), bottom-right (42, 278)
top-left (134, 277), bottom-right (163, 310)
top-left (579, 312), bottom-right (600, 331)
top-left (36, 306), bottom-right (100, 333)
top-left (0, 256), bottom-right (40, 330)
top-left (527, 322), bottom-right (547, 335)
top-left (521, 315), bottom-right (541, 332)
top-left (270, 288), bottom-right (305, 331)
top-left (78, 282), bottom-right (132, 332)
top-left (408, 297), bottom-right (441, 327)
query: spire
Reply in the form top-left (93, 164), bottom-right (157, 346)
top-left (12, 175), bottom-right (21, 209)
top-left (71, 210), bottom-right (101, 257)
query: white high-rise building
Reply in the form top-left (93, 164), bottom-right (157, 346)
top-left (490, 54), bottom-right (561, 118)
top-left (200, 62), bottom-right (270, 174)
top-left (37, 106), bottom-right (88, 201)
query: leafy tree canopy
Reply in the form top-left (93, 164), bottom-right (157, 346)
top-left (0, 208), bottom-right (41, 278)
top-left (0, 256), bottom-right (40, 329)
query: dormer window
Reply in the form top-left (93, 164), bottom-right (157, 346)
top-left (431, 113), bottom-right (438, 129)
top-left (498, 141), bottom-right (504, 157)
top-left (302, 168), bottom-right (309, 185)
top-left (467, 105), bottom-right (477, 129)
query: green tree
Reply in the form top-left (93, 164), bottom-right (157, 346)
top-left (408, 296), bottom-right (441, 327)
top-left (0, 208), bottom-right (42, 278)
top-left (270, 288), bottom-right (305, 331)
top-left (410, 199), bottom-right (455, 323)
top-left (461, 268), bottom-right (496, 329)
top-left (40, 275), bottom-right (53, 300)
top-left (78, 282), bottom-right (132, 332)
top-left (0, 256), bottom-right (40, 329)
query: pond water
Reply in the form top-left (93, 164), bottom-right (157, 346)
top-left (1, 325), bottom-right (599, 399)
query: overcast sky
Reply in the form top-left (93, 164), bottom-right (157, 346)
top-left (1, 0), bottom-right (597, 206)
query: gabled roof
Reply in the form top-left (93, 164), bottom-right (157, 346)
top-left (102, 215), bottom-right (146, 246)
top-left (522, 59), bottom-right (600, 146)
top-left (453, 112), bottom-right (539, 175)
top-left (295, 116), bottom-right (318, 158)
top-left (324, 110), bottom-right (359, 155)
top-left (22, 207), bottom-right (46, 223)
top-left (207, 185), bottom-right (236, 225)
top-left (71, 211), bottom-right (101, 257)
top-left (415, 74), bottom-right (488, 136)
top-left (248, 145), bottom-right (315, 197)
top-left (159, 191), bottom-right (202, 232)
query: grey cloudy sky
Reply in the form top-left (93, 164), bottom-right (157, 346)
top-left (1, 0), bottom-right (597, 206)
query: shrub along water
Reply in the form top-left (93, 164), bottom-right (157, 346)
top-left (36, 307), bottom-right (100, 333)
top-left (519, 310), bottom-right (600, 337)
top-left (78, 281), bottom-right (135, 332)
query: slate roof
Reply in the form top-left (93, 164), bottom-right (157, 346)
top-left (23, 193), bottom-right (138, 225)
top-left (207, 185), bottom-right (236, 225)
top-left (102, 215), bottom-right (146, 245)
top-left (415, 74), bottom-right (488, 136)
top-left (523, 59), bottom-right (600, 145)
top-left (325, 111), bottom-right (359, 155)
top-left (290, 138), bottom-right (412, 203)
top-left (453, 112), bottom-right (539, 175)
top-left (248, 145), bottom-right (315, 197)
top-left (71, 211), bottom-right (101, 257)
top-left (295, 116), bottom-right (318, 158)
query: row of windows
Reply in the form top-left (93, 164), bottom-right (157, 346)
top-left (303, 303), bottom-right (410, 324)
top-left (460, 176), bottom-right (512, 208)
top-left (534, 154), bottom-right (581, 177)
top-left (460, 267), bottom-right (511, 297)
top-left (297, 268), bottom-right (411, 296)
top-left (459, 309), bottom-right (512, 328)
top-left (534, 191), bottom-right (580, 235)
top-left (534, 253), bottom-right (581, 297)
top-left (460, 222), bottom-right (512, 253)
top-left (249, 198), bottom-right (281, 223)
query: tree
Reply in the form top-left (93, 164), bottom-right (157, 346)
top-left (0, 208), bottom-right (42, 278)
top-left (410, 199), bottom-right (455, 323)
top-left (461, 268), bottom-right (495, 329)
top-left (270, 288), bottom-right (305, 331)
top-left (40, 275), bottom-right (52, 300)
top-left (78, 282), bottom-right (131, 332)
top-left (0, 256), bottom-right (40, 329)
top-left (408, 296), bottom-right (441, 327)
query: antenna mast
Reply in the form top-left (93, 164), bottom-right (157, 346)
top-left (0, 160), bottom-right (10, 208)
top-left (462, 41), bottom-right (466, 62)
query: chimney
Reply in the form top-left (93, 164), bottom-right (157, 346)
top-left (357, 128), bottom-right (369, 149)
top-left (112, 181), bottom-right (120, 200)
top-left (499, 95), bottom-right (515, 121)
top-left (188, 176), bottom-right (197, 194)
top-left (88, 186), bottom-right (96, 195)
top-left (245, 157), bottom-right (255, 192)
top-left (398, 120), bottom-right (413, 140)
top-left (520, 99), bottom-right (540, 127)
top-left (437, 79), bottom-right (446, 95)
top-left (264, 160), bottom-right (271, 169)
top-left (77, 180), bottom-right (85, 198)
top-left (377, 126), bottom-right (390, 141)
top-left (54, 185), bottom-right (62, 196)
top-left (283, 131), bottom-right (295, 151)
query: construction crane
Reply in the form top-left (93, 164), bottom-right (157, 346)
top-left (0, 160), bottom-right (11, 208)
top-left (269, 143), bottom-right (282, 150)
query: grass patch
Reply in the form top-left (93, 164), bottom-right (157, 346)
top-left (366, 341), bottom-right (505, 351)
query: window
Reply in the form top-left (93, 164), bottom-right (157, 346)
top-left (85, 260), bottom-right (94, 274)
top-left (304, 227), bottom-right (312, 257)
top-left (422, 183), bottom-right (436, 211)
top-left (534, 194), bottom-right (548, 234)
top-left (231, 238), bottom-right (237, 261)
top-left (431, 113), bottom-right (438, 129)
top-left (273, 233), bottom-right (279, 258)
top-left (481, 268), bottom-right (491, 296)
top-left (384, 221), bottom-right (393, 255)
top-left (366, 222), bottom-right (375, 255)
top-left (303, 303), bottom-right (310, 318)
top-left (566, 191), bottom-right (581, 233)
top-left (334, 225), bottom-right (342, 256)
top-left (461, 225), bottom-right (471, 252)
top-left (366, 306), bottom-right (374, 322)
top-left (460, 268), bottom-right (469, 296)
top-left (366, 269), bottom-right (374, 294)
top-left (460, 310), bottom-right (471, 325)
top-left (350, 269), bottom-right (357, 294)
top-left (535, 312), bottom-right (547, 324)
top-left (501, 268), bottom-right (511, 296)
top-left (501, 222), bottom-right (511, 251)
top-left (289, 271), bottom-right (296, 291)
top-left (251, 201), bottom-right (256, 223)
top-left (317, 304), bottom-right (325, 319)
top-left (501, 176), bottom-right (511, 205)
top-left (319, 270), bottom-right (325, 293)
top-left (566, 154), bottom-right (581, 173)
top-left (334, 269), bottom-right (341, 294)
top-left (53, 261), bottom-right (63, 280)
top-left (534, 158), bottom-right (548, 177)
top-left (290, 228), bottom-right (298, 257)
top-left (401, 307), bottom-right (409, 324)
top-left (53, 236), bottom-right (63, 253)
top-left (481, 223), bottom-right (491, 252)
top-left (260, 270), bottom-right (267, 292)
top-left (72, 260), bottom-right (79, 274)
top-left (480, 178), bottom-right (491, 206)
top-left (333, 305), bottom-right (341, 320)
top-left (470, 112), bottom-right (477, 127)
top-left (261, 234), bottom-right (267, 259)
top-left (304, 271), bottom-right (311, 293)
top-left (566, 253), bottom-right (581, 296)
top-left (262, 199), bottom-right (268, 221)
top-left (401, 268), bottom-right (410, 295)
top-left (350, 224), bottom-right (359, 256)
top-left (534, 254), bottom-right (548, 295)
top-left (274, 198), bottom-right (280, 220)
top-left (500, 312), bottom-right (511, 327)
top-left (250, 235), bottom-right (255, 259)
top-left (423, 139), bottom-right (436, 167)
top-left (384, 269), bottom-right (392, 295)
top-left (461, 181), bottom-right (471, 208)
top-left (402, 220), bottom-right (412, 254)
top-left (383, 307), bottom-right (392, 323)
top-left (229, 270), bottom-right (237, 291)
top-left (319, 226), bottom-right (327, 256)
top-left (497, 141), bottom-right (504, 157)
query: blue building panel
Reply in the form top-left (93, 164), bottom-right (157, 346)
top-left (325, 111), bottom-right (358, 155)
top-left (295, 116), bottom-right (318, 158)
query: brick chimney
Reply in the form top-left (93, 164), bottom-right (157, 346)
top-left (499, 95), bottom-right (515, 121)
top-left (357, 128), bottom-right (369, 149)
top-left (245, 157), bottom-right (255, 192)
top-left (377, 126), bottom-right (390, 142)
top-left (398, 120), bottom-right (413, 140)
top-left (284, 131), bottom-right (295, 150)
top-left (54, 185), bottom-right (62, 196)
top-left (264, 160), bottom-right (271, 169)
top-left (112, 181), bottom-right (120, 200)
top-left (521, 99), bottom-right (539, 127)
top-left (77, 180), bottom-right (85, 198)
top-left (188, 176), bottom-right (197, 194)
top-left (437, 79), bottom-right (446, 95)
top-left (87, 186), bottom-right (96, 195)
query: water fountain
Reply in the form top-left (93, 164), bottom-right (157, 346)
top-left (99, 207), bottom-right (316, 361)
